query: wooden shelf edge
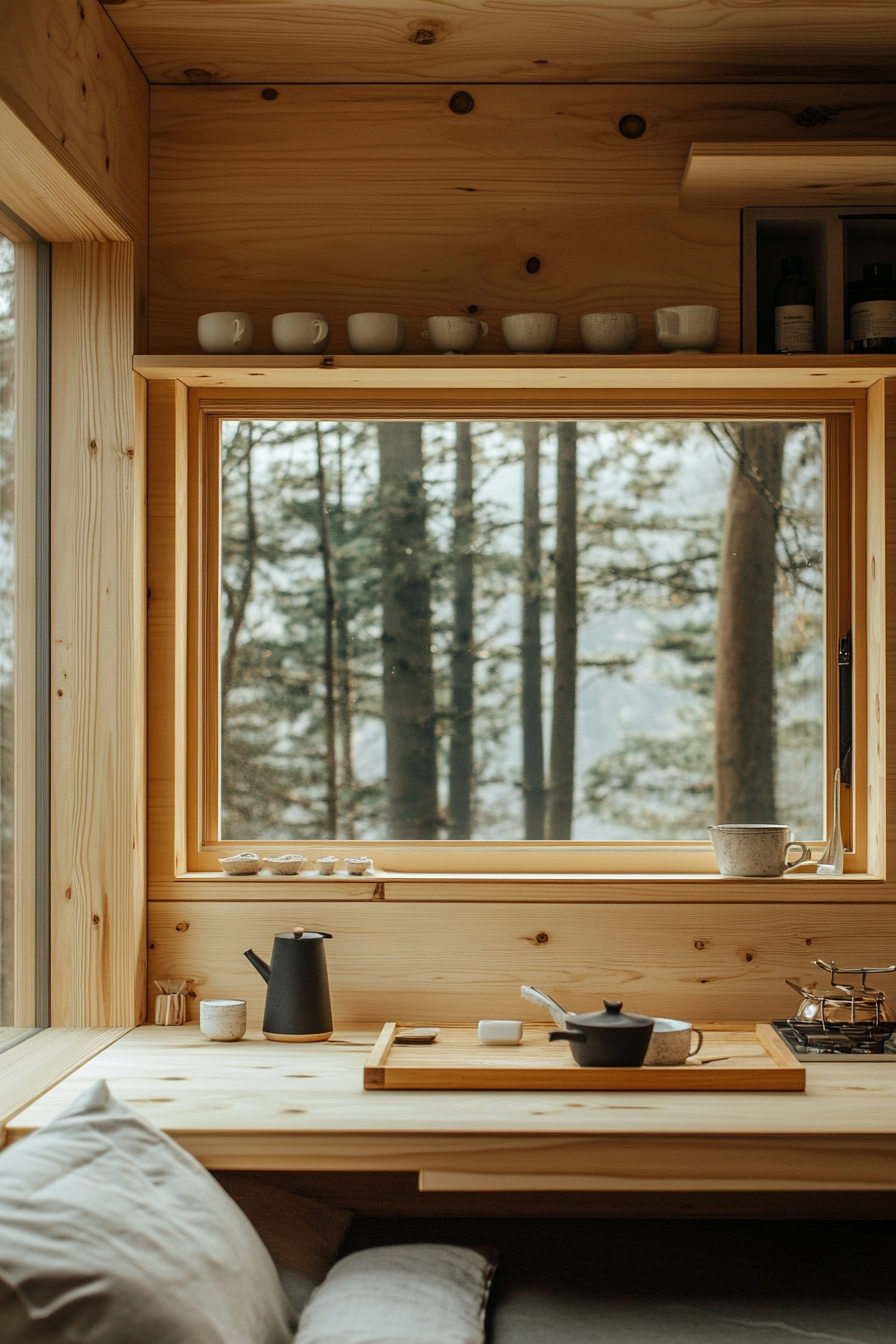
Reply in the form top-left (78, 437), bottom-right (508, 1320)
top-left (681, 140), bottom-right (896, 209)
top-left (0, 1028), bottom-right (131, 1139)
top-left (133, 354), bottom-right (895, 391)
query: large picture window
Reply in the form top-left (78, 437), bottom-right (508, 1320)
top-left (196, 410), bottom-right (853, 864)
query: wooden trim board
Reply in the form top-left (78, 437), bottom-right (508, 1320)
top-left (0, 1028), bottom-right (129, 1141)
top-left (680, 141), bottom-right (896, 209)
top-left (364, 1024), bottom-right (805, 1091)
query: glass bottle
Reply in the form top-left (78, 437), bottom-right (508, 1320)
top-left (850, 262), bottom-right (896, 354)
top-left (774, 255), bottom-right (814, 354)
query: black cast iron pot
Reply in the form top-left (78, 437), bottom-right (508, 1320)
top-left (549, 999), bottom-right (654, 1067)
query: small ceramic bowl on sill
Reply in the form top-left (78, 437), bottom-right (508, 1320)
top-left (344, 856), bottom-right (373, 875)
top-left (218, 851), bottom-right (262, 876)
top-left (314, 856), bottom-right (339, 875)
top-left (265, 854), bottom-right (307, 876)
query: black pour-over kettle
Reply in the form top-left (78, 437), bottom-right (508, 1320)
top-left (245, 927), bottom-right (333, 1041)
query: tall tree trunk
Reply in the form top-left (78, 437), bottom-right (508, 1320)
top-left (378, 422), bottom-right (439, 839)
top-left (521, 421), bottom-right (545, 839)
top-left (221, 424), bottom-right (258, 753)
top-left (315, 427), bottom-right (338, 838)
top-left (334, 425), bottom-right (356, 839)
top-left (714, 422), bottom-right (786, 823)
top-left (448, 423), bottom-right (475, 839)
top-left (546, 421), bottom-right (578, 840)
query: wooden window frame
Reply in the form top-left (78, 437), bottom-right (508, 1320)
top-left (148, 383), bottom-right (881, 890)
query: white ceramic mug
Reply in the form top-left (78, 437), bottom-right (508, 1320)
top-left (644, 1018), bottom-right (703, 1066)
top-left (501, 312), bottom-right (559, 354)
top-left (272, 312), bottom-right (330, 354)
top-left (654, 305), bottom-right (719, 353)
top-left (197, 311), bottom-right (254, 354)
top-left (422, 316), bottom-right (489, 353)
top-left (347, 312), bottom-right (406, 354)
top-left (199, 998), bottom-right (247, 1041)
top-left (707, 824), bottom-right (811, 878)
top-left (579, 311), bottom-right (638, 354)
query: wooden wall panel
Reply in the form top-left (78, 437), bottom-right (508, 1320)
top-left (148, 84), bottom-right (896, 357)
top-left (147, 899), bottom-right (896, 1028)
top-left (106, 1), bottom-right (896, 85)
top-left (866, 378), bottom-right (896, 880)
top-left (51, 245), bottom-right (147, 1026)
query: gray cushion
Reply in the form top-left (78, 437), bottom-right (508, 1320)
top-left (214, 1172), bottom-right (352, 1313)
top-left (0, 1080), bottom-right (297, 1344)
top-left (296, 1243), bottom-right (496, 1344)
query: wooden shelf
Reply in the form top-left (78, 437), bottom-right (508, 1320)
top-left (680, 141), bottom-right (896, 209)
top-left (134, 354), bottom-right (895, 391)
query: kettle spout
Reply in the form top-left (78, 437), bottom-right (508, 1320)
top-left (244, 949), bottom-right (271, 983)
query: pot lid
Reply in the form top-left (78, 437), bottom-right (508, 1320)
top-left (568, 1000), bottom-right (654, 1029)
top-left (275, 927), bottom-right (332, 940)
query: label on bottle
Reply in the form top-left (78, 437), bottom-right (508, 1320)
top-left (851, 299), bottom-right (896, 341)
top-left (774, 305), bottom-right (814, 353)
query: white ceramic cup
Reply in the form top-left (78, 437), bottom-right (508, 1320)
top-left (654, 304), bottom-right (719, 353)
top-left (197, 311), bottom-right (254, 354)
top-left (579, 311), bottom-right (638, 354)
top-left (707, 824), bottom-right (811, 878)
top-left (422, 316), bottom-right (489, 353)
top-left (644, 1018), bottom-right (703, 1066)
top-left (502, 312), bottom-right (559, 354)
top-left (272, 312), bottom-right (330, 354)
top-left (347, 312), bottom-right (406, 354)
top-left (199, 998), bottom-right (247, 1040)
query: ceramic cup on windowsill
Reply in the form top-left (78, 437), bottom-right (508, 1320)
top-left (422, 315), bottom-right (488, 354)
top-left (501, 312), bottom-right (559, 354)
top-left (272, 312), bottom-right (329, 354)
top-left (579, 311), bottom-right (638, 354)
top-left (707, 824), bottom-right (810, 878)
top-left (654, 305), bottom-right (719, 354)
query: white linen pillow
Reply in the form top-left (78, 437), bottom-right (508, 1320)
top-left (0, 1079), bottom-right (297, 1344)
top-left (296, 1243), bottom-right (497, 1344)
top-left (213, 1172), bottom-right (352, 1313)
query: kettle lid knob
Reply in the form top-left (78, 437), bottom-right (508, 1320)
top-left (292, 926), bottom-right (305, 938)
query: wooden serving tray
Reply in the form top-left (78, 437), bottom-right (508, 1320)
top-left (364, 1024), bottom-right (805, 1092)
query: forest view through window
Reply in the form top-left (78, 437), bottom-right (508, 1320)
top-left (219, 419), bottom-right (825, 844)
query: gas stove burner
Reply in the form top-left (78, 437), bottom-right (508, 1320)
top-left (772, 1019), bottom-right (896, 1061)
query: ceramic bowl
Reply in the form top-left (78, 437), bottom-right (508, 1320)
top-left (579, 311), bottom-right (638, 354)
top-left (315, 855), bottom-right (338, 875)
top-left (218, 851), bottom-right (262, 875)
top-left (265, 853), bottom-right (306, 875)
top-left (344, 856), bottom-right (372, 875)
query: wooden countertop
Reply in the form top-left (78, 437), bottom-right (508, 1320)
top-left (7, 1026), bottom-right (896, 1190)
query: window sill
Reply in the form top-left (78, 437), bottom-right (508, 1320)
top-left (0, 1028), bottom-right (130, 1141)
top-left (149, 869), bottom-right (889, 903)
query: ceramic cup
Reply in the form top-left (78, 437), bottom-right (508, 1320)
top-left (707, 824), bottom-right (811, 878)
top-left (501, 312), bottom-right (560, 354)
top-left (272, 312), bottom-right (330, 354)
top-left (344, 857), bottom-right (372, 875)
top-left (347, 312), bottom-right (406, 354)
top-left (422, 316), bottom-right (489, 354)
top-left (315, 855), bottom-right (338, 875)
top-left (200, 998), bottom-right (247, 1041)
top-left (654, 305), bottom-right (719, 353)
top-left (197, 311), bottom-right (254, 354)
top-left (644, 1018), bottom-right (703, 1066)
top-left (579, 311), bottom-right (638, 354)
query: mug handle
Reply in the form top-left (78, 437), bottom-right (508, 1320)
top-left (784, 842), bottom-right (812, 870)
top-left (478, 321), bottom-right (489, 337)
top-left (421, 329), bottom-right (431, 340)
top-left (688, 1028), bottom-right (704, 1058)
top-left (232, 318), bottom-right (245, 345)
top-left (312, 319), bottom-right (329, 345)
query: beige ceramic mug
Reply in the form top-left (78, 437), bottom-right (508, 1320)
top-left (272, 312), bottom-right (329, 354)
top-left (422, 316), bottom-right (488, 353)
top-left (197, 311), bottom-right (254, 353)
top-left (347, 312), bottom-right (406, 354)
top-left (501, 312), bottom-right (559, 354)
top-left (579, 311), bottom-right (638, 354)
top-left (708, 824), bottom-right (810, 878)
top-left (199, 998), bottom-right (247, 1041)
top-left (644, 1018), bottom-right (703, 1066)
top-left (654, 304), bottom-right (719, 353)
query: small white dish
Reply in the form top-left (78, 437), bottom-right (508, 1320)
top-left (265, 853), bottom-right (306, 875)
top-left (344, 856), bottom-right (372, 875)
top-left (478, 1019), bottom-right (523, 1045)
top-left (218, 851), bottom-right (262, 875)
top-left (315, 855), bottom-right (338, 875)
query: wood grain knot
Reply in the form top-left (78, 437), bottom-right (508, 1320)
top-left (184, 68), bottom-right (215, 83)
top-left (694, 939), bottom-right (707, 950)
top-left (522, 930), bottom-right (550, 945)
top-left (92, 914), bottom-right (100, 925)
top-left (449, 91), bottom-right (475, 116)
top-left (262, 88), bottom-right (279, 101)
top-left (175, 920), bottom-right (190, 932)
top-left (410, 28), bottom-right (437, 44)
top-left (618, 114), bottom-right (647, 139)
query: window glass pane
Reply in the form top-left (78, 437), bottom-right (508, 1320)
top-left (219, 420), bottom-right (825, 844)
top-left (0, 235), bottom-right (16, 1024)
